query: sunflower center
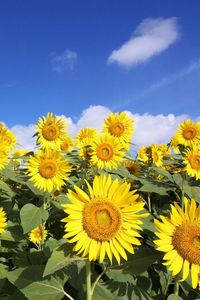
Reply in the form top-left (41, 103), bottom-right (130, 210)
top-left (183, 127), bottom-right (197, 140)
top-left (109, 122), bottom-right (125, 137)
top-left (82, 200), bottom-right (121, 241)
top-left (42, 124), bottom-right (59, 141)
top-left (96, 143), bottom-right (113, 161)
top-left (190, 155), bottom-right (200, 170)
top-left (172, 223), bottom-right (200, 265)
top-left (39, 160), bottom-right (57, 178)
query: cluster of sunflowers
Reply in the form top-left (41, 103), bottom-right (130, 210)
top-left (0, 112), bottom-right (200, 300)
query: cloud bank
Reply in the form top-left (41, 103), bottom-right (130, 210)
top-left (50, 49), bottom-right (77, 72)
top-left (4, 105), bottom-right (196, 151)
top-left (108, 17), bottom-right (180, 68)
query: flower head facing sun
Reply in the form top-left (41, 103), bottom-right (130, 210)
top-left (103, 112), bottom-right (134, 149)
top-left (0, 145), bottom-right (9, 171)
top-left (154, 198), bottom-right (200, 289)
top-left (183, 146), bottom-right (200, 180)
top-left (151, 145), bottom-right (163, 167)
top-left (61, 136), bottom-right (74, 152)
top-left (26, 149), bottom-right (72, 192)
top-left (76, 128), bottom-right (98, 148)
top-left (0, 207), bottom-right (7, 234)
top-left (137, 146), bottom-right (148, 163)
top-left (90, 134), bottom-right (125, 169)
top-left (176, 120), bottom-right (200, 147)
top-left (36, 113), bottom-right (68, 150)
top-left (29, 225), bottom-right (48, 245)
top-left (62, 174), bottom-right (148, 264)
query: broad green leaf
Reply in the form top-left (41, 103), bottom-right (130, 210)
top-left (43, 243), bottom-right (81, 277)
top-left (20, 204), bottom-right (48, 233)
top-left (93, 283), bottom-right (125, 300)
top-left (152, 167), bottom-right (174, 182)
top-left (139, 183), bottom-right (169, 195)
top-left (0, 180), bottom-right (15, 197)
top-left (109, 247), bottom-right (162, 275)
top-left (167, 294), bottom-right (183, 300)
top-left (0, 223), bottom-right (23, 242)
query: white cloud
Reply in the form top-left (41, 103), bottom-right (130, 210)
top-left (11, 124), bottom-right (36, 150)
top-left (6, 106), bottom-right (199, 151)
top-left (108, 17), bottom-right (180, 68)
top-left (50, 49), bottom-right (77, 72)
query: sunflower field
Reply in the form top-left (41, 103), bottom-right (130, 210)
top-left (0, 112), bottom-right (200, 300)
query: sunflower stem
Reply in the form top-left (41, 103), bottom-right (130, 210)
top-left (91, 267), bottom-right (106, 296)
top-left (86, 260), bottom-right (92, 300)
top-left (174, 280), bottom-right (179, 295)
top-left (147, 192), bottom-right (152, 213)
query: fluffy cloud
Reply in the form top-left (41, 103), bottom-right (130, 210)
top-left (6, 105), bottom-right (197, 151)
top-left (108, 17), bottom-right (180, 68)
top-left (50, 49), bottom-right (77, 72)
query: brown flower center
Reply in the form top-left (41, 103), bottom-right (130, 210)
top-left (96, 143), bottom-right (114, 161)
top-left (189, 155), bottom-right (200, 170)
top-left (172, 223), bottom-right (200, 265)
top-left (39, 160), bottom-right (57, 178)
top-left (109, 122), bottom-right (125, 137)
top-left (183, 127), bottom-right (197, 140)
top-left (42, 124), bottom-right (59, 141)
top-left (82, 200), bottom-right (121, 241)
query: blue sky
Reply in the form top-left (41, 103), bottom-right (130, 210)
top-left (1, 0), bottom-right (200, 128)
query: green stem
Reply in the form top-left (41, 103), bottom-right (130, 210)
top-left (63, 291), bottom-right (75, 300)
top-left (174, 280), bottom-right (179, 296)
top-left (148, 192), bottom-right (152, 213)
top-left (86, 260), bottom-right (92, 300)
top-left (91, 268), bottom-right (106, 296)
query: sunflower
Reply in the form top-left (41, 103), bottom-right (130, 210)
top-left (78, 145), bottom-right (92, 162)
top-left (0, 128), bottom-right (16, 149)
top-left (76, 128), bottom-right (98, 148)
top-left (159, 144), bottom-right (171, 155)
top-left (176, 120), bottom-right (200, 147)
top-left (0, 207), bottom-right (7, 234)
top-left (35, 113), bottom-right (67, 149)
top-left (61, 136), bottom-right (74, 152)
top-left (183, 146), bottom-right (200, 180)
top-left (103, 112), bottom-right (134, 149)
top-left (62, 174), bottom-right (148, 264)
top-left (90, 134), bottom-right (125, 169)
top-left (151, 145), bottom-right (163, 167)
top-left (0, 145), bottom-right (9, 171)
top-left (26, 149), bottom-right (72, 192)
top-left (170, 135), bottom-right (181, 154)
top-left (154, 198), bottom-right (200, 289)
top-left (123, 159), bottom-right (141, 176)
top-left (137, 146), bottom-right (148, 163)
top-left (29, 225), bottom-right (48, 245)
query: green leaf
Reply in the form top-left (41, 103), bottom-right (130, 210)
top-left (7, 266), bottom-right (69, 300)
top-left (20, 204), bottom-right (48, 233)
top-left (139, 183), bottom-right (170, 195)
top-left (43, 243), bottom-right (81, 277)
top-left (0, 180), bottom-right (15, 197)
top-left (93, 283), bottom-right (125, 300)
top-left (152, 167), bottom-right (174, 182)
top-left (110, 247), bottom-right (162, 275)
top-left (0, 223), bottom-right (23, 242)
top-left (167, 294), bottom-right (183, 300)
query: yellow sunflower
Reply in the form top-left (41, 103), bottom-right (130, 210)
top-left (123, 159), bottom-right (141, 176)
top-left (76, 128), bottom-right (98, 148)
top-left (0, 207), bottom-right (7, 234)
top-left (62, 174), bottom-right (148, 264)
top-left (151, 145), bottom-right (163, 167)
top-left (0, 128), bottom-right (16, 149)
top-left (35, 113), bottom-right (68, 149)
top-left (154, 198), bottom-right (200, 289)
top-left (137, 146), bottom-right (148, 163)
top-left (176, 120), bottom-right (200, 147)
top-left (103, 112), bottom-right (134, 149)
top-left (90, 134), bottom-right (125, 169)
top-left (26, 149), bottom-right (72, 192)
top-left (159, 144), bottom-right (171, 155)
top-left (29, 225), bottom-right (48, 245)
top-left (78, 145), bottom-right (92, 162)
top-left (0, 146), bottom-right (9, 171)
top-left (61, 136), bottom-right (74, 152)
top-left (183, 146), bottom-right (200, 180)
top-left (170, 135), bottom-right (181, 154)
